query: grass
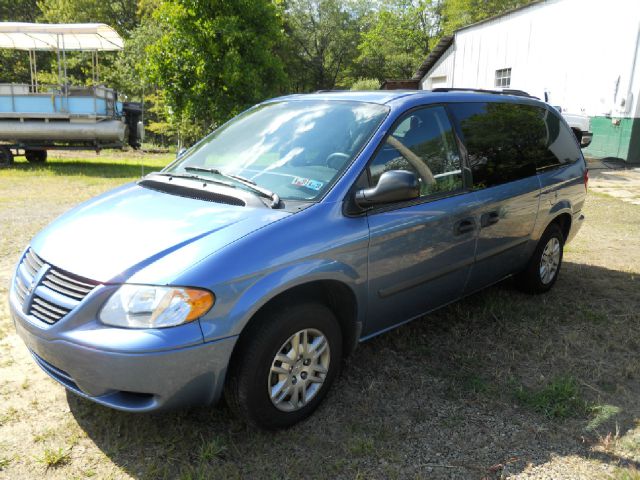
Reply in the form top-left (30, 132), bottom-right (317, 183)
top-left (612, 467), bottom-right (640, 480)
top-left (198, 435), bottom-right (227, 461)
top-left (588, 404), bottom-right (622, 432)
top-left (0, 152), bottom-right (639, 478)
top-left (0, 407), bottom-right (19, 426)
top-left (37, 446), bottom-right (71, 468)
top-left (0, 150), bottom-right (172, 180)
top-left (514, 376), bottom-right (589, 419)
top-left (0, 455), bottom-right (11, 470)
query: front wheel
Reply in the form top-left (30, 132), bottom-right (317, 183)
top-left (225, 302), bottom-right (342, 429)
top-left (516, 223), bottom-right (564, 294)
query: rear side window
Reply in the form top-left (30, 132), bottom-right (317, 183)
top-left (537, 108), bottom-right (582, 170)
top-left (449, 102), bottom-right (579, 189)
top-left (368, 105), bottom-right (463, 198)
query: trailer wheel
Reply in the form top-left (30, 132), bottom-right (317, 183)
top-left (25, 150), bottom-right (47, 163)
top-left (0, 147), bottom-right (13, 166)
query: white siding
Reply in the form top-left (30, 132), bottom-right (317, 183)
top-left (419, 45), bottom-right (455, 89)
top-left (421, 0), bottom-right (640, 118)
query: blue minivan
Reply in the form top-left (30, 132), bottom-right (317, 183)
top-left (9, 90), bottom-right (587, 429)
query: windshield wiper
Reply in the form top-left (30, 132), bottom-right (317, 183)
top-left (184, 166), bottom-right (281, 208)
top-left (152, 171), bottom-right (238, 189)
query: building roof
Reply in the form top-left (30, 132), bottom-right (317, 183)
top-left (412, 0), bottom-right (546, 80)
top-left (380, 79), bottom-right (420, 90)
top-left (412, 35), bottom-right (454, 80)
top-left (0, 23), bottom-right (123, 51)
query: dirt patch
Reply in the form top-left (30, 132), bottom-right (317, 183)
top-left (587, 158), bottom-right (640, 205)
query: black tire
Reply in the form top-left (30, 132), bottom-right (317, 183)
top-left (25, 149), bottom-right (47, 163)
top-left (0, 146), bottom-right (13, 166)
top-left (225, 302), bottom-right (342, 429)
top-left (516, 223), bottom-right (564, 294)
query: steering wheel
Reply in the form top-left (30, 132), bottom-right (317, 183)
top-left (385, 136), bottom-right (435, 185)
top-left (325, 152), bottom-right (350, 170)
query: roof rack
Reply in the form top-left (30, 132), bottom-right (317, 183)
top-left (431, 88), bottom-right (539, 99)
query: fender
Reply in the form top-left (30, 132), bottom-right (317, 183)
top-left (198, 258), bottom-right (366, 342)
top-left (531, 201), bottom-right (573, 242)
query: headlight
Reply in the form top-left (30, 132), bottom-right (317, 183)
top-left (100, 285), bottom-right (214, 329)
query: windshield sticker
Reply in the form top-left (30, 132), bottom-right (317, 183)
top-left (292, 177), bottom-right (324, 191)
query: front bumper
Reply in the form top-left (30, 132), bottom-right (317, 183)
top-left (10, 290), bottom-right (237, 412)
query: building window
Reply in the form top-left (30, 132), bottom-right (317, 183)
top-left (495, 68), bottom-right (511, 88)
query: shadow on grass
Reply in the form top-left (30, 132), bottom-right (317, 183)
top-left (68, 261), bottom-right (640, 479)
top-left (6, 160), bottom-right (167, 178)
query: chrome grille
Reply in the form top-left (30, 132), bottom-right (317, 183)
top-left (13, 274), bottom-right (29, 305)
top-left (23, 248), bottom-right (44, 277)
top-left (12, 248), bottom-right (99, 326)
top-left (30, 296), bottom-right (71, 324)
top-left (42, 268), bottom-right (96, 300)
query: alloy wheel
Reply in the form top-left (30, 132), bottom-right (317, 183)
top-left (268, 328), bottom-right (330, 412)
top-left (539, 237), bottom-right (560, 284)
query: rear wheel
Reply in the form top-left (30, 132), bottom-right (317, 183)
top-left (0, 146), bottom-right (13, 166)
top-left (25, 149), bottom-right (47, 163)
top-left (516, 223), bottom-right (564, 294)
top-left (225, 302), bottom-right (342, 429)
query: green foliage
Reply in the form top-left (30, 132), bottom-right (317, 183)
top-left (442, 0), bottom-right (533, 34)
top-left (102, 19), bottom-right (161, 98)
top-left (586, 403), bottom-right (621, 432)
top-left (350, 78), bottom-right (380, 90)
top-left (38, 0), bottom-right (139, 36)
top-left (357, 0), bottom-right (441, 80)
top-left (0, 0), bottom-right (40, 22)
top-left (514, 376), bottom-right (589, 418)
top-left (145, 0), bottom-right (287, 143)
top-left (281, 0), bottom-right (367, 91)
top-left (37, 446), bottom-right (71, 468)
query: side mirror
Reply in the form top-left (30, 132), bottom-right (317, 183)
top-left (176, 147), bottom-right (187, 158)
top-left (355, 170), bottom-right (420, 207)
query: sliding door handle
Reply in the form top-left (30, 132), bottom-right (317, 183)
top-left (454, 218), bottom-right (475, 235)
top-left (481, 211), bottom-right (500, 227)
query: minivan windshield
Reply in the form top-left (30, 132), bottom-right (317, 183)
top-left (165, 100), bottom-right (389, 201)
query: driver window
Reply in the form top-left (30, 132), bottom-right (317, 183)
top-left (369, 106), bottom-right (463, 197)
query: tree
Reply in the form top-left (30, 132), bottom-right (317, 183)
top-left (0, 0), bottom-right (42, 84)
top-left (145, 0), bottom-right (287, 143)
top-left (357, 0), bottom-right (441, 81)
top-left (350, 77), bottom-right (380, 90)
top-left (38, 0), bottom-right (139, 36)
top-left (281, 0), bottom-right (366, 91)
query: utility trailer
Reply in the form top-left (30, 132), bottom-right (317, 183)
top-left (0, 23), bottom-right (143, 165)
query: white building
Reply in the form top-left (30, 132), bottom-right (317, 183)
top-left (415, 0), bottom-right (640, 163)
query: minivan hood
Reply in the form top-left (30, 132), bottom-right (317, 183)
top-left (30, 183), bottom-right (290, 283)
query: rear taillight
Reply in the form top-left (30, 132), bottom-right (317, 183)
top-left (584, 168), bottom-right (589, 190)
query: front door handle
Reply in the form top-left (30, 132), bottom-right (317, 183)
top-left (481, 211), bottom-right (500, 227)
top-left (454, 218), bottom-right (475, 235)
